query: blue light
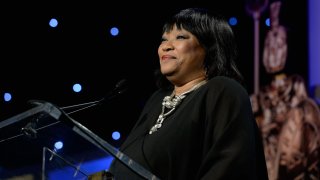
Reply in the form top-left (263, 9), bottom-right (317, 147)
top-left (110, 27), bottom-right (119, 36)
top-left (309, 0), bottom-right (320, 93)
top-left (3, 93), bottom-right (12, 102)
top-left (265, 18), bottom-right (270, 27)
top-left (228, 17), bottom-right (238, 26)
top-left (54, 141), bottom-right (63, 150)
top-left (73, 83), bottom-right (82, 93)
top-left (112, 131), bottom-right (120, 140)
top-left (48, 156), bottom-right (114, 179)
top-left (49, 18), bottom-right (58, 28)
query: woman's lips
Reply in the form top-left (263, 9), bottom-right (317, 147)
top-left (161, 55), bottom-right (176, 61)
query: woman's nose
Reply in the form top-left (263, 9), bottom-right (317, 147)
top-left (161, 42), bottom-right (174, 51)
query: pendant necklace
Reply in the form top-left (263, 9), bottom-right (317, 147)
top-left (149, 80), bottom-right (207, 134)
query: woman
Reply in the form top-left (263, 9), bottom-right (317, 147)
top-left (109, 8), bottom-right (268, 180)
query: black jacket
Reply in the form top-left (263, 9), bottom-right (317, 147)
top-left (109, 76), bottom-right (269, 180)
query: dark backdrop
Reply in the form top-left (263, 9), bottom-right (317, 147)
top-left (0, 0), bottom-right (307, 169)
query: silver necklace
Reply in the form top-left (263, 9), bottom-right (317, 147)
top-left (149, 80), bottom-right (207, 134)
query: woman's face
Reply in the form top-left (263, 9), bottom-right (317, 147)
top-left (158, 25), bottom-right (206, 84)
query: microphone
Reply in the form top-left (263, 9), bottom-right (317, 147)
top-left (60, 79), bottom-right (128, 115)
top-left (99, 78), bottom-right (128, 103)
top-left (28, 79), bottom-right (128, 115)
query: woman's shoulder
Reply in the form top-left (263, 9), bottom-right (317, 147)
top-left (208, 76), bottom-right (244, 88)
top-left (207, 76), bottom-right (249, 96)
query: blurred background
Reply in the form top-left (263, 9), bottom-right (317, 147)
top-left (0, 0), bottom-right (318, 179)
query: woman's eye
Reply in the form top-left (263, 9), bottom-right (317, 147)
top-left (160, 38), bottom-right (167, 42)
top-left (177, 35), bottom-right (186, 39)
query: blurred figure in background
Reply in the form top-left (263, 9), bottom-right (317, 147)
top-left (250, 1), bottom-right (320, 179)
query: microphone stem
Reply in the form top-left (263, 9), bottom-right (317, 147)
top-left (66, 103), bottom-right (99, 115)
top-left (61, 100), bottom-right (100, 110)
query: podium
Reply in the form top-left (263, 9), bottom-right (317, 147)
top-left (0, 101), bottom-right (160, 180)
